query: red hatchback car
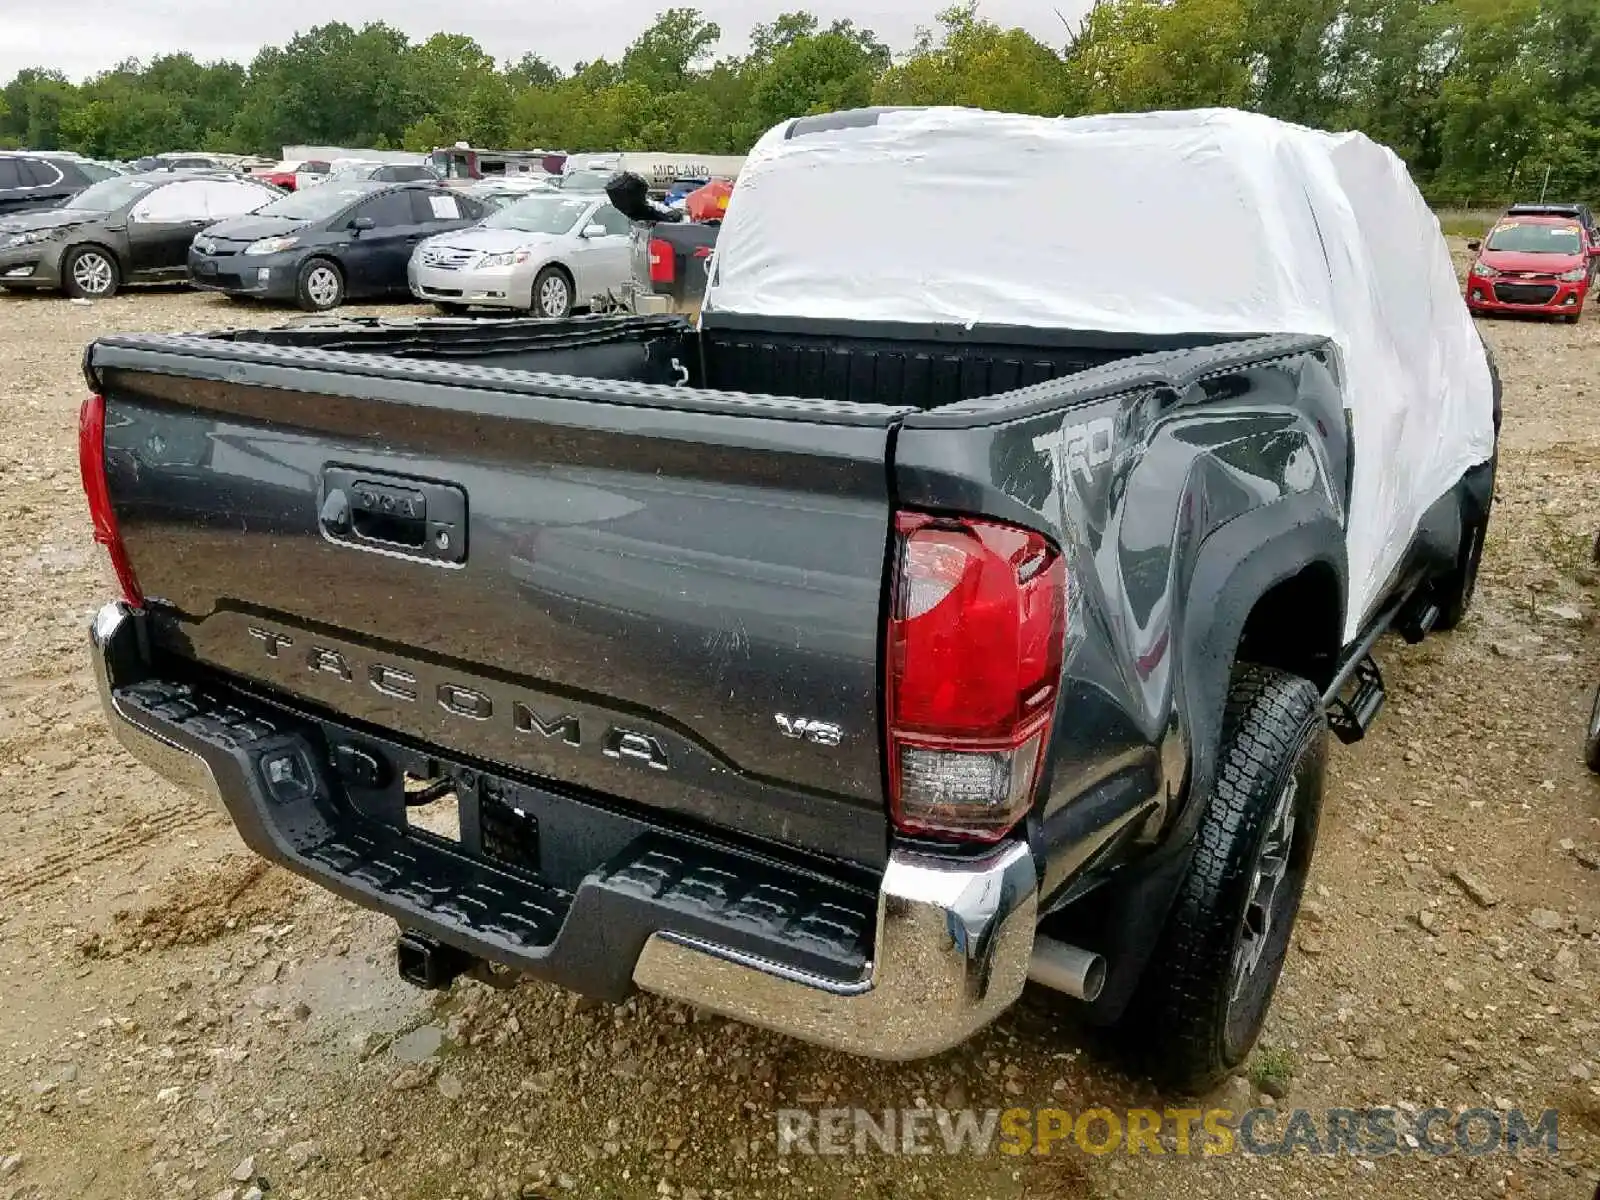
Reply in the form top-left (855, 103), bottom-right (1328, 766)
top-left (1466, 215), bottom-right (1600, 322)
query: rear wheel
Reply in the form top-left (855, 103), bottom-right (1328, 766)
top-left (295, 258), bottom-right (344, 313)
top-left (1114, 665), bottom-right (1326, 1093)
top-left (1585, 685), bottom-right (1600, 774)
top-left (63, 246), bottom-right (120, 299)
top-left (1433, 340), bottom-right (1501, 631)
top-left (531, 266), bottom-right (572, 318)
top-left (1432, 505), bottom-right (1489, 632)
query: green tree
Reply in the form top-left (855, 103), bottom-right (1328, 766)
top-left (621, 9), bottom-right (722, 91)
top-left (0, 69), bottom-right (76, 149)
top-left (230, 23), bottom-right (419, 152)
top-left (745, 25), bottom-right (888, 133)
top-left (1242, 0), bottom-right (1345, 124)
top-left (1, 0), bottom-right (1593, 204)
top-left (508, 53), bottom-right (563, 90)
top-left (874, 3), bottom-right (1066, 114)
top-left (402, 114), bottom-right (451, 153)
top-left (1062, 0), bottom-right (1251, 114)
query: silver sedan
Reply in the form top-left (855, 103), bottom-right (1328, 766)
top-left (408, 194), bottom-right (633, 317)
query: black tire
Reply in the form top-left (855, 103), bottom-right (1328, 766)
top-left (62, 245), bottom-right (121, 300)
top-left (1116, 664), bottom-right (1327, 1093)
top-left (1585, 685), bottom-right (1600, 774)
top-left (1432, 505), bottom-right (1489, 632)
top-left (294, 258), bottom-right (344, 313)
top-left (530, 265), bottom-right (573, 318)
top-left (1563, 313), bottom-right (1581, 324)
top-left (1433, 337), bottom-right (1501, 632)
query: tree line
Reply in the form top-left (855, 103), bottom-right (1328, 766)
top-left (1, 0), bottom-right (1595, 205)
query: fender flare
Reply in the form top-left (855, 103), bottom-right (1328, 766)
top-left (1063, 490), bottom-right (1346, 1024)
top-left (1174, 492), bottom-right (1348, 846)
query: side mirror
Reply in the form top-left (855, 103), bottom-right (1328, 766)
top-left (1466, 240), bottom-right (1481, 252)
top-left (581, 223), bottom-right (608, 239)
top-left (351, 216), bottom-right (376, 233)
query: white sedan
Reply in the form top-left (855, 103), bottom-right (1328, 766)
top-left (407, 193), bottom-right (633, 317)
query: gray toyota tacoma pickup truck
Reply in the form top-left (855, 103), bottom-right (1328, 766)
top-left (80, 108), bottom-right (1499, 1090)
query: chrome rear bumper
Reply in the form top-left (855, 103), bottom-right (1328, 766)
top-left (633, 841), bottom-right (1037, 1058)
top-left (91, 600), bottom-right (1038, 1059)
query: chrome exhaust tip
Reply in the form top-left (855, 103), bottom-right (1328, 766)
top-left (1028, 936), bottom-right (1107, 1002)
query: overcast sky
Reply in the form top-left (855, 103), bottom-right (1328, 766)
top-left (1, 0), bottom-right (1093, 84)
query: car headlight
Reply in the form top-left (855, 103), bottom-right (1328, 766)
top-left (1469, 262), bottom-right (1499, 279)
top-left (4, 228), bottom-right (65, 248)
top-left (477, 248), bottom-right (533, 269)
top-left (1559, 267), bottom-right (1588, 282)
top-left (243, 236), bottom-right (298, 256)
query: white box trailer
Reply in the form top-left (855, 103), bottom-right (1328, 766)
top-left (566, 152), bottom-right (745, 192)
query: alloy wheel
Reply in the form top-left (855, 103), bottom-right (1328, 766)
top-left (73, 252), bottom-right (114, 297)
top-left (306, 266), bottom-right (341, 309)
top-left (538, 274), bottom-right (569, 317)
top-left (1230, 775), bottom-right (1299, 1004)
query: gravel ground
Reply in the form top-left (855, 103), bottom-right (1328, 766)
top-left (0, 260), bottom-right (1597, 1200)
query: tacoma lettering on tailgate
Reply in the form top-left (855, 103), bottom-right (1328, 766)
top-left (246, 626), bottom-right (670, 772)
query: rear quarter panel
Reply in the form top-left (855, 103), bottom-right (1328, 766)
top-left (893, 336), bottom-right (1351, 902)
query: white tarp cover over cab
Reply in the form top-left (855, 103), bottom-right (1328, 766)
top-left (707, 106), bottom-right (1496, 643)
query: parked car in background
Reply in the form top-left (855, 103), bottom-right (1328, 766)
top-left (408, 192), bottom-right (632, 316)
top-left (327, 162), bottom-right (439, 184)
top-left (1466, 215), bottom-right (1599, 322)
top-left (0, 152), bottom-right (122, 217)
top-left (626, 222), bottom-right (717, 317)
top-left (189, 181), bottom-right (486, 312)
top-left (664, 176), bottom-right (709, 207)
top-left (0, 171), bottom-right (281, 298)
top-left (460, 178), bottom-right (557, 212)
top-left (252, 160), bottom-right (332, 192)
top-left (429, 145), bottom-right (557, 182)
top-left (604, 172), bottom-right (726, 318)
top-left (131, 153), bottom-right (232, 173)
top-left (553, 170), bottom-right (614, 194)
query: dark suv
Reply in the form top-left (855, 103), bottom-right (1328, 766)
top-left (0, 153), bottom-right (116, 217)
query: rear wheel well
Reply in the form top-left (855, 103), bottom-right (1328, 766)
top-left (67, 241), bottom-right (123, 268)
top-left (1235, 563), bottom-right (1343, 692)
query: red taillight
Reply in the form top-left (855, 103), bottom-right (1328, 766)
top-left (886, 512), bottom-right (1066, 841)
top-left (648, 237), bottom-right (675, 285)
top-left (78, 393), bottom-right (143, 608)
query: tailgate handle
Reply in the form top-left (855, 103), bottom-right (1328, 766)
top-left (350, 481), bottom-right (428, 546)
top-left (320, 466), bottom-right (467, 564)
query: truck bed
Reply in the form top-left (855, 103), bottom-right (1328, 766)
top-left (190, 311), bottom-right (1233, 407)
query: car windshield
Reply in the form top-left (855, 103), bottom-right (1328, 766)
top-left (481, 195), bottom-right (591, 234)
top-left (62, 176), bottom-right (160, 212)
top-left (1485, 223), bottom-right (1583, 255)
top-left (258, 184), bottom-right (377, 221)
